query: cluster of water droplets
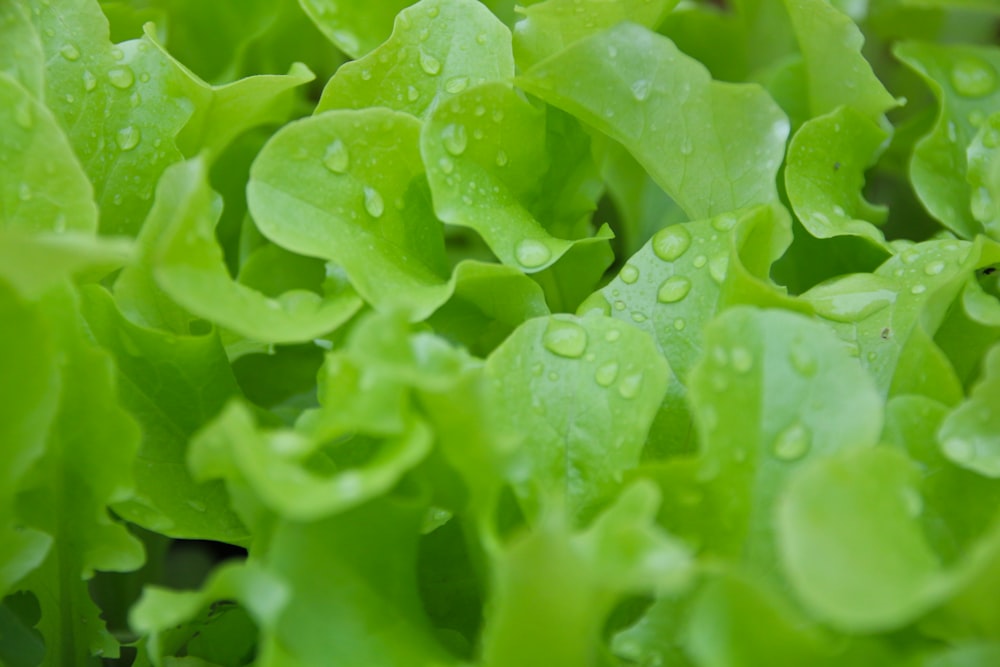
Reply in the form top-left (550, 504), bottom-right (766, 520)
top-left (539, 320), bottom-right (645, 400)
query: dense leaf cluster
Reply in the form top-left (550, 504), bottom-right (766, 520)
top-left (2, 0), bottom-right (1000, 665)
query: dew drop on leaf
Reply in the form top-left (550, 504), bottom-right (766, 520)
top-left (107, 66), bottom-right (135, 89)
top-left (651, 225), bottom-right (691, 262)
top-left (542, 319), bottom-right (588, 358)
top-left (438, 156), bottom-right (454, 174)
top-left (419, 50), bottom-right (441, 75)
top-left (620, 264), bottom-right (639, 284)
top-left (514, 239), bottom-right (551, 268)
top-left (949, 57), bottom-right (997, 98)
top-left (18, 183), bottom-right (31, 201)
top-left (445, 76), bottom-right (469, 94)
top-left (924, 261), bottom-right (945, 276)
top-left (363, 186), bottom-right (384, 218)
top-left (116, 125), bottom-right (141, 151)
top-left (708, 254), bottom-right (728, 284)
top-left (82, 70), bottom-right (97, 91)
top-left (59, 42), bottom-right (80, 61)
top-left (495, 149), bottom-right (508, 167)
top-left (323, 138), bottom-right (350, 173)
top-left (595, 361), bottom-right (619, 387)
top-left (772, 422), bottom-right (810, 461)
top-left (630, 79), bottom-right (650, 101)
top-left (789, 343), bottom-right (817, 377)
top-left (657, 276), bottom-right (691, 303)
top-left (442, 123), bottom-right (467, 155)
top-left (618, 372), bottom-right (643, 399)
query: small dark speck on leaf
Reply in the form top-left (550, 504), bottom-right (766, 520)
top-left (881, 328), bottom-right (891, 339)
top-left (833, 161), bottom-right (841, 171)
top-left (984, 267), bottom-right (996, 275)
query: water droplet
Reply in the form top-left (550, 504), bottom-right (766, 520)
top-left (620, 264), bottom-right (639, 284)
top-left (614, 300), bottom-right (626, 311)
top-left (139, 72), bottom-right (150, 83)
top-left (673, 318), bottom-right (686, 331)
top-left (618, 372), bottom-right (643, 399)
top-left (712, 214), bottom-right (737, 232)
top-left (943, 437), bottom-right (974, 463)
top-left (950, 57), bottom-right (997, 98)
top-left (631, 312), bottom-right (648, 323)
top-left (679, 138), bottom-right (693, 156)
top-left (116, 125), bottom-right (140, 151)
top-left (595, 361), bottom-right (619, 387)
top-left (657, 276), bottom-right (691, 303)
top-left (910, 284), bottom-right (927, 295)
top-left (323, 138), bottom-right (350, 173)
top-left (405, 85), bottom-right (420, 102)
top-left (901, 486), bottom-right (923, 517)
top-left (543, 319), bottom-right (588, 358)
top-left (605, 329), bottom-right (621, 342)
top-left (82, 69), bottom-right (97, 91)
top-left (438, 156), bottom-right (454, 174)
top-left (631, 79), bottom-right (651, 101)
top-left (476, 32), bottom-right (488, 45)
top-left (708, 254), bottom-right (728, 283)
top-left (789, 344), bottom-right (817, 377)
top-left (419, 51), bottom-right (441, 75)
top-left (442, 123), bottom-right (467, 155)
top-left (445, 76), bottom-right (469, 94)
top-left (693, 254), bottom-right (707, 268)
top-left (651, 225), bottom-right (691, 261)
top-left (363, 186), bottom-right (384, 218)
top-left (495, 149), bottom-right (508, 167)
top-left (18, 183), bottom-right (31, 201)
top-left (110, 47), bottom-right (124, 60)
top-left (924, 261), bottom-right (945, 276)
top-left (607, 45), bottom-right (618, 59)
top-left (107, 66), bottom-right (135, 89)
top-left (773, 422), bottom-right (810, 461)
top-left (514, 239), bottom-right (551, 268)
top-left (60, 42), bottom-right (80, 61)
top-left (730, 346), bottom-right (753, 373)
top-left (360, 68), bottom-right (372, 81)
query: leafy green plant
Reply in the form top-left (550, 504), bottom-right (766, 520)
top-left (3, 0), bottom-right (1000, 665)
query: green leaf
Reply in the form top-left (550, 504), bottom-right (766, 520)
top-left (248, 107), bottom-right (453, 317)
top-left (422, 81), bottom-right (612, 272)
top-left (518, 22), bottom-right (789, 219)
top-left (895, 42), bottom-right (1000, 238)
top-left (580, 205), bottom-right (799, 457)
top-left (298, 0), bottom-right (413, 59)
top-left (315, 0), bottom-right (514, 119)
top-left (785, 106), bottom-right (891, 247)
top-left (0, 1), bottom-right (44, 97)
top-left (16, 286), bottom-right (145, 664)
top-left (777, 447), bottom-right (944, 632)
top-left (804, 237), bottom-right (1000, 398)
top-left (145, 156), bottom-right (362, 342)
top-left (481, 481), bottom-right (691, 667)
top-left (79, 285), bottom-right (248, 543)
top-left (0, 73), bottom-right (98, 234)
top-left (484, 313), bottom-right (670, 519)
top-left (687, 307), bottom-right (883, 567)
top-left (783, 0), bottom-right (898, 122)
top-left (511, 0), bottom-right (677, 68)
top-left (966, 111), bottom-right (1000, 238)
top-left (938, 343), bottom-right (1000, 477)
top-left (0, 280), bottom-right (56, 597)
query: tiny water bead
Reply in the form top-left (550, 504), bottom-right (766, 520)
top-left (419, 50), bottom-right (441, 75)
top-left (618, 372), bottom-right (643, 399)
top-left (657, 276), bottom-right (691, 303)
top-left (542, 319), bottom-right (588, 358)
top-left (594, 361), bottom-right (619, 387)
top-left (949, 57), bottom-right (997, 98)
top-left (107, 66), bottom-right (135, 89)
top-left (323, 138), bottom-right (350, 173)
top-left (514, 239), bottom-right (551, 268)
top-left (363, 186), bottom-right (384, 218)
top-left (442, 123), bottom-right (467, 155)
top-left (708, 254), bottom-right (728, 283)
top-left (789, 344), bottom-right (817, 377)
top-left (772, 422), bottom-right (810, 461)
top-left (620, 264), bottom-right (639, 284)
top-left (651, 225), bottom-right (691, 262)
top-left (59, 42), bottom-right (80, 61)
top-left (82, 70), bottom-right (97, 91)
top-left (631, 79), bottom-right (651, 101)
top-left (445, 76), bottom-right (469, 94)
top-left (495, 149), bottom-right (509, 167)
top-left (116, 125), bottom-right (141, 151)
top-left (438, 156), bottom-right (454, 174)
